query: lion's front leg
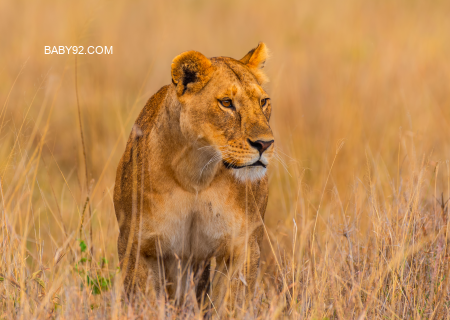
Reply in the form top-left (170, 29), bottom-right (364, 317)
top-left (211, 236), bottom-right (261, 315)
top-left (118, 234), bottom-right (164, 300)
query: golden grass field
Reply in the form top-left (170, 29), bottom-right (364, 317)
top-left (1, 0), bottom-right (450, 318)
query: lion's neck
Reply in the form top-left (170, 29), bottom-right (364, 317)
top-left (155, 89), bottom-right (222, 193)
top-left (171, 142), bottom-right (222, 192)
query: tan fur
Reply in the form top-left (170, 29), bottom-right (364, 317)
top-left (114, 43), bottom-right (274, 313)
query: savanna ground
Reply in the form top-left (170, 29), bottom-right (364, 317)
top-left (1, 0), bottom-right (450, 318)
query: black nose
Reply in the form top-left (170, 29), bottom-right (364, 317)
top-left (247, 139), bottom-right (274, 155)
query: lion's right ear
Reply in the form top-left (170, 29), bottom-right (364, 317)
top-left (171, 51), bottom-right (214, 97)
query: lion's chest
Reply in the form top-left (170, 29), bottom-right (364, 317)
top-left (155, 188), bottom-right (242, 260)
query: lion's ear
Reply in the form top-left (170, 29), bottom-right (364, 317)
top-left (240, 42), bottom-right (269, 84)
top-left (171, 51), bottom-right (214, 97)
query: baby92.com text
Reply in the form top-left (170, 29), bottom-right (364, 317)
top-left (45, 46), bottom-right (113, 55)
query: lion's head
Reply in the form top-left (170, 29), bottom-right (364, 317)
top-left (171, 43), bottom-right (274, 182)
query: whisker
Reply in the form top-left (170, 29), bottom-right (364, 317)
top-left (273, 153), bottom-right (292, 177)
top-left (199, 153), bottom-right (221, 178)
top-left (274, 147), bottom-right (298, 163)
top-left (197, 148), bottom-right (237, 181)
top-left (273, 151), bottom-right (289, 170)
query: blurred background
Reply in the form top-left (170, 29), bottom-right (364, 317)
top-left (1, 0), bottom-right (450, 316)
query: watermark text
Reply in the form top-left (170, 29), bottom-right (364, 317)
top-left (45, 46), bottom-right (113, 54)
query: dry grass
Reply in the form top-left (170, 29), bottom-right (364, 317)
top-left (1, 0), bottom-right (450, 318)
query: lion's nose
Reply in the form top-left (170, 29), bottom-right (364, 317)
top-left (247, 139), bottom-right (274, 155)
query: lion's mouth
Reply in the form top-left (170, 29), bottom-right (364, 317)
top-left (222, 160), bottom-right (267, 169)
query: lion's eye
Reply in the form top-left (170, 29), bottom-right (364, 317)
top-left (261, 98), bottom-right (269, 107)
top-left (220, 99), bottom-right (233, 108)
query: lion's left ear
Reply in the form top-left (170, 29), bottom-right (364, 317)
top-left (171, 51), bottom-right (215, 97)
top-left (240, 42), bottom-right (270, 84)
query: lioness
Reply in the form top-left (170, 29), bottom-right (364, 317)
top-left (114, 43), bottom-right (274, 312)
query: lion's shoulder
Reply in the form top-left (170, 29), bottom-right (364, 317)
top-left (119, 84), bottom-right (170, 164)
top-left (114, 84), bottom-right (170, 212)
top-left (135, 84), bottom-right (170, 134)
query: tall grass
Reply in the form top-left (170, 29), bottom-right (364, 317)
top-left (1, 0), bottom-right (450, 318)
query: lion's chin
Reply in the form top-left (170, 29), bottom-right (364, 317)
top-left (230, 166), bottom-right (267, 182)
